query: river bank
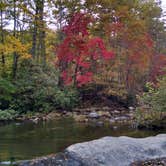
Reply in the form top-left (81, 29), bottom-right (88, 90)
top-left (1, 104), bottom-right (166, 131)
top-left (14, 105), bottom-right (135, 124)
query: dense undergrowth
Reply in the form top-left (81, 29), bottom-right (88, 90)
top-left (0, 60), bottom-right (79, 120)
top-left (0, 58), bottom-right (166, 123)
top-left (135, 76), bottom-right (166, 127)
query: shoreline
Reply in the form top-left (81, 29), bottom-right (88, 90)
top-left (0, 105), bottom-right (166, 131)
top-left (0, 105), bottom-right (135, 126)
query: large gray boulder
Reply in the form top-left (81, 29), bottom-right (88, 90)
top-left (66, 134), bottom-right (166, 166)
top-left (18, 134), bottom-right (166, 166)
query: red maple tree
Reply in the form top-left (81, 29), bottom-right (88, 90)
top-left (57, 12), bottom-right (114, 87)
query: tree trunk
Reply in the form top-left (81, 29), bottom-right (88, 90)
top-left (0, 8), bottom-right (5, 69)
top-left (38, 0), bottom-right (46, 65)
top-left (31, 0), bottom-right (39, 59)
top-left (12, 0), bottom-right (18, 78)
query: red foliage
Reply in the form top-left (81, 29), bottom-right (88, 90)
top-left (102, 50), bottom-right (114, 60)
top-left (145, 34), bottom-right (154, 48)
top-left (77, 72), bottom-right (93, 87)
top-left (63, 12), bottom-right (91, 36)
top-left (150, 54), bottom-right (166, 82)
top-left (57, 12), bottom-right (114, 87)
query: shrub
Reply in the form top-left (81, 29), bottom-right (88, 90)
top-left (0, 78), bottom-right (16, 109)
top-left (11, 60), bottom-right (79, 113)
top-left (0, 109), bottom-right (18, 121)
top-left (54, 87), bottom-right (79, 109)
top-left (135, 76), bottom-right (166, 125)
top-left (139, 76), bottom-right (166, 112)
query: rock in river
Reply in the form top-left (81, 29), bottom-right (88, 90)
top-left (88, 112), bottom-right (100, 119)
top-left (18, 134), bottom-right (166, 166)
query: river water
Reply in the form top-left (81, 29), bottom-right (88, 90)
top-left (0, 118), bottom-right (165, 163)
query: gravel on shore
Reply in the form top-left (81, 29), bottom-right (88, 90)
top-left (131, 158), bottom-right (166, 166)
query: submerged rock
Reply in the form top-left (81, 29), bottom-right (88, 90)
top-left (88, 112), bottom-right (100, 119)
top-left (129, 106), bottom-right (135, 111)
top-left (73, 114), bottom-right (87, 122)
top-left (109, 118), bottom-right (116, 124)
top-left (114, 116), bottom-right (129, 121)
top-left (18, 134), bottom-right (166, 166)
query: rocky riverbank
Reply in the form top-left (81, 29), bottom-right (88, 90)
top-left (14, 106), bottom-right (136, 126)
top-left (4, 105), bottom-right (162, 131)
top-left (1, 105), bottom-right (165, 132)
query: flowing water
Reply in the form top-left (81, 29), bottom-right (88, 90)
top-left (0, 118), bottom-right (165, 163)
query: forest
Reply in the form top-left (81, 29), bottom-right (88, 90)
top-left (0, 0), bottom-right (166, 165)
top-left (0, 0), bottom-right (166, 124)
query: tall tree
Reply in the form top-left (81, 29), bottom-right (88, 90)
top-left (38, 0), bottom-right (46, 65)
top-left (57, 12), bottom-right (114, 87)
top-left (30, 0), bottom-right (46, 64)
top-left (0, 1), bottom-right (5, 70)
top-left (12, 0), bottom-right (18, 78)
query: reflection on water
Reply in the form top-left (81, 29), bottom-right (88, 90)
top-left (0, 118), bottom-right (165, 162)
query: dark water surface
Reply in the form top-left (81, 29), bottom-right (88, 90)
top-left (0, 118), bottom-right (165, 162)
